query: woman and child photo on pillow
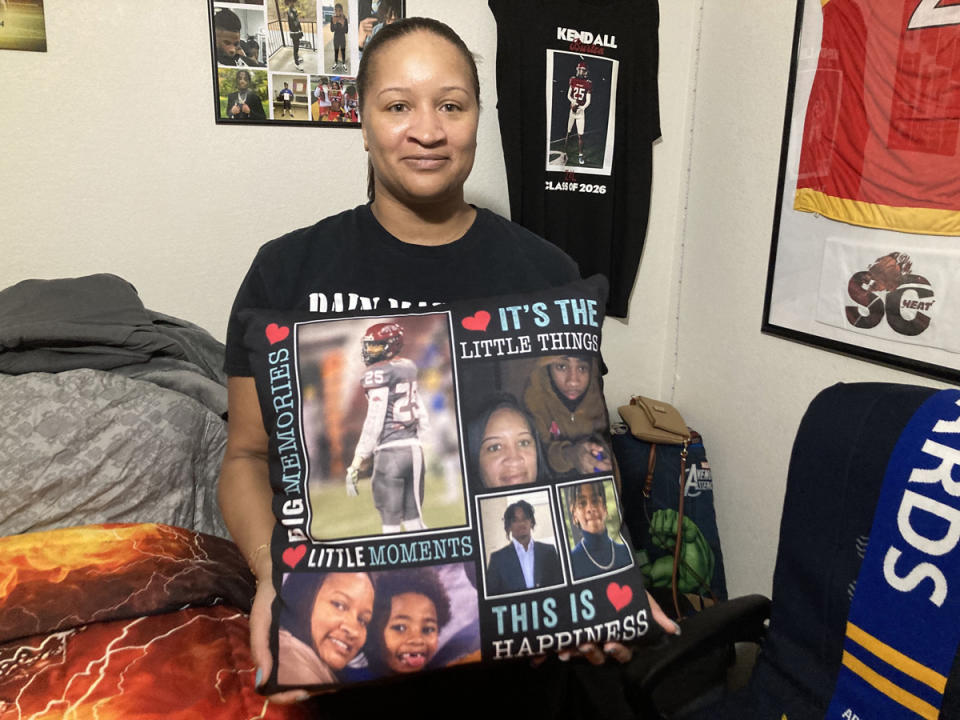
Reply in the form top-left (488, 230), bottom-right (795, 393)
top-left (277, 565), bottom-right (479, 686)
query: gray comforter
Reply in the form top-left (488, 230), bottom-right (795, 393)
top-left (0, 369), bottom-right (228, 537)
top-left (0, 274), bottom-right (227, 417)
top-left (0, 274), bottom-right (230, 537)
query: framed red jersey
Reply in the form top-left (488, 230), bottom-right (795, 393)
top-left (764, 0), bottom-right (960, 387)
top-left (794, 0), bottom-right (960, 236)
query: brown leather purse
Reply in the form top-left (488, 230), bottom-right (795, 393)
top-left (617, 395), bottom-right (690, 445)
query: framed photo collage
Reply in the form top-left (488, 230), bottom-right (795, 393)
top-left (209, 0), bottom-right (405, 126)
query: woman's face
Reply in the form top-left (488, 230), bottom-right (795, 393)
top-left (572, 484), bottom-right (607, 535)
top-left (548, 356), bottom-right (591, 402)
top-left (478, 407), bottom-right (538, 487)
top-left (236, 72), bottom-right (250, 90)
top-left (382, 592), bottom-right (439, 673)
top-left (360, 31), bottom-right (479, 208)
top-left (310, 573), bottom-right (375, 670)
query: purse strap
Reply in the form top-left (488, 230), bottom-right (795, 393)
top-left (669, 438), bottom-right (719, 619)
top-left (671, 440), bottom-right (688, 619)
top-left (643, 443), bottom-right (657, 498)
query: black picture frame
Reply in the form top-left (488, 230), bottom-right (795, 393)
top-left (208, 0), bottom-right (405, 127)
top-left (761, 0), bottom-right (960, 385)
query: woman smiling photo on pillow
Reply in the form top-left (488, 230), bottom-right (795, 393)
top-left (218, 15), bottom-right (678, 713)
top-left (276, 572), bottom-right (375, 687)
top-left (467, 393), bottom-right (547, 488)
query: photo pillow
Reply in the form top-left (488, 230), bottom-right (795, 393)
top-left (241, 275), bottom-right (659, 692)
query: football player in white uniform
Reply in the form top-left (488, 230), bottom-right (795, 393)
top-left (346, 322), bottom-right (430, 534)
top-left (565, 61), bottom-right (593, 166)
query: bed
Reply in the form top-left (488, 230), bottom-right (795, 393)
top-left (0, 274), bottom-right (305, 719)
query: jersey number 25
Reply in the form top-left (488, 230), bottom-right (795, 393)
top-left (392, 381), bottom-right (420, 423)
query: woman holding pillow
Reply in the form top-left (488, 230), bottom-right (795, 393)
top-left (219, 15), bottom-right (678, 715)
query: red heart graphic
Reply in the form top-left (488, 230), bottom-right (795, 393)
top-left (606, 582), bottom-right (633, 612)
top-left (461, 311), bottom-right (490, 332)
top-left (282, 544), bottom-right (306, 569)
top-left (266, 323), bottom-right (290, 345)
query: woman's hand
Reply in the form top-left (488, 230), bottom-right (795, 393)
top-left (250, 572), bottom-right (310, 703)
top-left (540, 591), bottom-right (681, 666)
top-left (221, 378), bottom-right (308, 701)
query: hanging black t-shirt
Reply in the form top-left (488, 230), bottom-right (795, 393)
top-left (489, 0), bottom-right (661, 317)
top-left (224, 204), bottom-right (579, 376)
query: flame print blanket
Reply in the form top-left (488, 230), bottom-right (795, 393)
top-left (0, 523), bottom-right (306, 720)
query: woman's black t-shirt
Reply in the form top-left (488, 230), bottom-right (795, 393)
top-left (224, 205), bottom-right (580, 376)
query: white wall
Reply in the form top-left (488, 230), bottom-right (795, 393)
top-left (5, 1), bottom-right (949, 600)
top-left (601, 0), bottom-right (701, 408)
top-left (0, 1), bottom-right (506, 338)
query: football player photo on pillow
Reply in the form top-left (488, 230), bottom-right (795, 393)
top-left (293, 312), bottom-right (466, 540)
top-left (241, 275), bottom-right (661, 693)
